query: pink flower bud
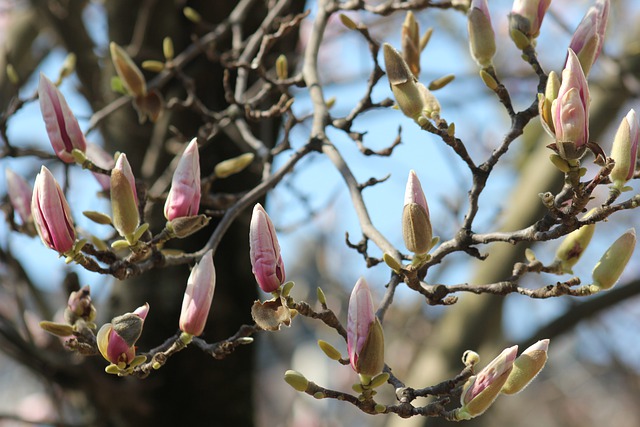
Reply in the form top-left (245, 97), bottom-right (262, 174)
top-left (5, 168), bottom-right (32, 224)
top-left (179, 250), bottom-right (216, 336)
top-left (164, 138), bottom-right (201, 221)
top-left (403, 170), bottom-right (433, 255)
top-left (110, 153), bottom-right (139, 238)
top-left (551, 49), bottom-right (590, 161)
top-left (249, 203), bottom-right (285, 293)
top-left (568, 0), bottom-right (609, 76)
top-left (610, 109), bottom-right (639, 189)
top-left (31, 166), bottom-right (76, 254)
top-left (38, 74), bottom-right (87, 163)
top-left (457, 345), bottom-right (518, 419)
top-left (97, 303), bottom-right (148, 367)
top-left (509, 0), bottom-right (551, 48)
top-left (347, 278), bottom-right (385, 376)
top-left (468, 0), bottom-right (496, 68)
top-left (85, 143), bottom-right (115, 191)
top-left (65, 285), bottom-right (96, 323)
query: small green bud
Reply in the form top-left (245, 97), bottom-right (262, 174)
top-left (479, 68), bottom-right (498, 91)
top-left (369, 372), bottom-right (390, 389)
top-left (554, 221), bottom-right (596, 274)
top-left (318, 340), bottom-right (342, 361)
top-left (549, 153), bottom-right (571, 173)
top-left (539, 71), bottom-right (560, 135)
top-left (214, 153), bottom-right (255, 178)
top-left (183, 7), bottom-right (201, 23)
top-left (313, 392), bottom-right (325, 399)
top-left (163, 37), bottom-right (174, 61)
top-left (462, 350), bottom-right (480, 367)
top-left (428, 74), bottom-right (455, 91)
top-left (142, 60), bottom-right (165, 73)
top-left (39, 321), bottom-right (74, 337)
top-left (592, 229), bottom-right (636, 290)
top-left (316, 287), bottom-right (327, 306)
top-left (383, 253), bottom-right (403, 273)
top-left (339, 14), bottom-right (358, 30)
top-left (351, 383), bottom-right (365, 393)
top-left (6, 64), bottom-right (19, 85)
top-left (105, 364), bottom-right (121, 375)
top-left (284, 370), bottom-right (309, 392)
top-left (83, 211), bottom-right (113, 225)
top-left (375, 404), bottom-right (387, 413)
top-left (59, 53), bottom-right (77, 81)
top-left (180, 331), bottom-right (193, 344)
top-left (276, 54), bottom-right (288, 80)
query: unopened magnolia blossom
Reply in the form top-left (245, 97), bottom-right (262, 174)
top-left (249, 203), bottom-right (285, 293)
top-left (38, 74), bottom-right (87, 163)
top-left (165, 138), bottom-right (201, 221)
top-left (31, 166), bottom-right (76, 254)
top-left (179, 250), bottom-right (216, 337)
top-left (568, 0), bottom-right (609, 76)
top-left (347, 278), bottom-right (385, 378)
top-left (5, 168), bottom-right (32, 225)
top-left (110, 153), bottom-right (139, 239)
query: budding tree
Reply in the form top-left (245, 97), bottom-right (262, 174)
top-left (1, 0), bottom-right (640, 426)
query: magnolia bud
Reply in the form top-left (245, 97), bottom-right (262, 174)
top-left (64, 285), bottom-right (96, 324)
top-left (467, 0), bottom-right (496, 68)
top-left (610, 109), bottom-right (639, 191)
top-left (5, 168), bottom-right (32, 225)
top-left (502, 339), bottom-right (549, 395)
top-left (554, 220), bottom-right (596, 274)
top-left (179, 250), bottom-right (216, 336)
top-left (456, 345), bottom-right (518, 420)
top-left (551, 49), bottom-right (590, 161)
top-left (31, 166), bottom-right (76, 254)
top-left (568, 0), bottom-right (609, 76)
top-left (402, 170), bottom-right (433, 255)
top-left (214, 152), bottom-right (255, 179)
top-left (347, 278), bottom-right (385, 377)
top-left (38, 73), bottom-right (87, 163)
top-left (591, 229), bottom-right (636, 291)
top-left (284, 370), bottom-right (309, 392)
top-left (249, 203), bottom-right (286, 293)
top-left (165, 138), bottom-right (201, 221)
top-left (401, 12), bottom-right (421, 77)
top-left (539, 71), bottom-right (560, 137)
top-left (508, 0), bottom-right (551, 48)
top-left (110, 154), bottom-right (140, 240)
top-left (383, 43), bottom-right (440, 122)
top-left (109, 42), bottom-right (146, 97)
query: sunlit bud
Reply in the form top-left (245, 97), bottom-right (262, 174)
top-left (403, 170), bottom-right (433, 255)
top-left (214, 152), bottom-right (254, 179)
top-left (591, 229), bottom-right (636, 291)
top-left (142, 60), bottom-right (165, 73)
top-left (508, 0), bottom-right (552, 48)
top-left (383, 43), bottom-right (440, 122)
top-left (401, 12), bottom-right (421, 77)
top-left (31, 166), bottom-right (76, 254)
top-left (110, 42), bottom-right (146, 97)
top-left (502, 339), bottom-right (549, 395)
top-left (318, 340), bottom-right (343, 360)
top-left (164, 139), bottom-right (201, 221)
top-left (59, 53), bottom-right (77, 82)
top-left (38, 73), bottom-right (87, 163)
top-left (568, 0), bottom-right (609, 76)
top-left (64, 285), bottom-right (96, 324)
top-left (456, 345), bottom-right (518, 420)
top-left (249, 203), bottom-right (285, 293)
top-left (538, 71), bottom-right (560, 136)
top-left (179, 250), bottom-right (216, 337)
top-left (163, 37), bottom-right (174, 61)
top-left (610, 109), bottom-right (639, 190)
top-left (97, 303), bottom-right (149, 367)
top-left (85, 143), bottom-right (115, 191)
top-left (183, 6), bottom-right (201, 23)
top-left (284, 370), bottom-right (309, 392)
top-left (551, 49), bottom-right (590, 161)
top-left (276, 55), bottom-right (288, 80)
top-left (347, 278), bottom-right (385, 377)
top-left (554, 215), bottom-right (595, 274)
top-left (110, 154), bottom-right (139, 239)
top-left (5, 168), bottom-right (32, 224)
top-left (467, 0), bottom-right (496, 68)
